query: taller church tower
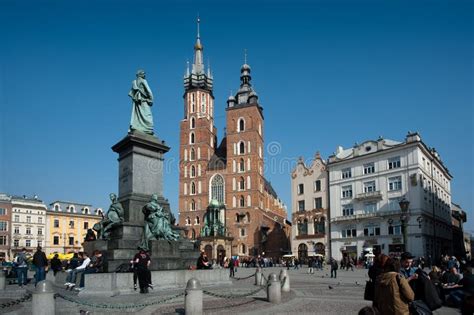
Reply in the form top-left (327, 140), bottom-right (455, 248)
top-left (178, 19), bottom-right (216, 237)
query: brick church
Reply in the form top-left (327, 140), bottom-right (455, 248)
top-left (178, 20), bottom-right (291, 260)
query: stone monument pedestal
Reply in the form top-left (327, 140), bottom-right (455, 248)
top-left (84, 131), bottom-right (199, 272)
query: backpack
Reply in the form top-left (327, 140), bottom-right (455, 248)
top-left (115, 263), bottom-right (132, 273)
top-left (414, 271), bottom-right (443, 311)
top-left (15, 254), bottom-right (25, 266)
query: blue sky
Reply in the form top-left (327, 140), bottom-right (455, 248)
top-left (1, 0), bottom-right (472, 231)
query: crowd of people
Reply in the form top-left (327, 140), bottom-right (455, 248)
top-left (361, 251), bottom-right (473, 315)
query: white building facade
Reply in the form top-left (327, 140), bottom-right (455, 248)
top-left (10, 196), bottom-right (47, 256)
top-left (328, 133), bottom-right (452, 261)
top-left (290, 153), bottom-right (329, 261)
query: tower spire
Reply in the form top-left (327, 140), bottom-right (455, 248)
top-left (192, 15), bottom-right (204, 75)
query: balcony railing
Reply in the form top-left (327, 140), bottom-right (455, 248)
top-left (355, 190), bottom-right (383, 201)
top-left (331, 210), bottom-right (402, 223)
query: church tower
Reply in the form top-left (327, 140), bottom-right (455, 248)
top-left (178, 18), bottom-right (217, 238)
top-left (225, 59), bottom-right (268, 256)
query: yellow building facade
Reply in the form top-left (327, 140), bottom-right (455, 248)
top-left (45, 201), bottom-right (102, 255)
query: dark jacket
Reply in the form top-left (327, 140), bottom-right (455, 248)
top-left (50, 257), bottom-right (62, 271)
top-left (32, 251), bottom-right (48, 268)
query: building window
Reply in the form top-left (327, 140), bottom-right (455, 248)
top-left (388, 176), bottom-right (402, 191)
top-left (69, 206), bottom-right (74, 213)
top-left (190, 117), bottom-right (196, 129)
top-left (210, 175), bottom-right (225, 204)
top-left (14, 215), bottom-right (19, 222)
top-left (190, 148), bottom-right (196, 161)
top-left (364, 202), bottom-right (377, 213)
top-left (84, 222), bottom-right (89, 230)
top-left (195, 216), bottom-right (200, 225)
top-left (240, 228), bottom-right (246, 237)
top-left (314, 217), bottom-right (325, 234)
top-left (191, 200), bottom-right (196, 211)
top-left (54, 204), bottom-right (60, 211)
top-left (297, 183), bottom-right (304, 195)
top-left (191, 182), bottom-right (196, 195)
top-left (239, 196), bottom-right (245, 207)
top-left (342, 185), bottom-right (353, 198)
top-left (364, 181), bottom-right (376, 193)
top-left (14, 226), bottom-right (19, 234)
top-left (0, 221), bottom-right (7, 231)
top-left (26, 227), bottom-right (31, 235)
top-left (314, 180), bottom-right (321, 192)
top-left (388, 157), bottom-right (401, 169)
top-left (185, 217), bottom-right (191, 225)
top-left (363, 163), bottom-right (375, 174)
top-left (364, 226), bottom-right (381, 236)
top-left (388, 198), bottom-right (402, 211)
top-left (189, 132), bottom-right (195, 144)
top-left (241, 244), bottom-right (246, 254)
top-left (25, 240), bottom-right (31, 247)
top-left (54, 219), bottom-right (59, 228)
top-left (0, 236), bottom-right (7, 246)
top-left (341, 228), bottom-right (357, 238)
top-left (239, 177), bottom-right (245, 191)
top-left (26, 216), bottom-right (31, 223)
top-left (190, 165), bottom-right (196, 178)
top-left (238, 118), bottom-right (245, 132)
top-left (38, 228), bottom-right (42, 235)
top-left (298, 200), bottom-right (305, 212)
top-left (298, 219), bottom-right (308, 235)
top-left (388, 225), bottom-right (402, 235)
top-left (0, 208), bottom-right (5, 215)
top-left (239, 142), bottom-right (245, 155)
top-left (342, 205), bottom-right (354, 216)
top-left (341, 168), bottom-right (352, 179)
top-left (314, 197), bottom-right (322, 209)
top-left (69, 237), bottom-right (74, 246)
top-left (69, 220), bottom-right (74, 229)
top-left (14, 239), bottom-right (19, 247)
top-left (239, 159), bottom-right (245, 172)
top-left (38, 217), bottom-right (42, 224)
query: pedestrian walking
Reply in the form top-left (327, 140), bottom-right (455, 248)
top-left (14, 248), bottom-right (28, 287)
top-left (330, 258), bottom-right (338, 278)
top-left (32, 246), bottom-right (48, 286)
top-left (134, 249), bottom-right (151, 294)
top-left (229, 257), bottom-right (235, 277)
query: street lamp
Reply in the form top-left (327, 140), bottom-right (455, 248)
top-left (399, 198), bottom-right (410, 252)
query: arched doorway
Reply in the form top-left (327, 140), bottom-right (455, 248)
top-left (217, 245), bottom-right (225, 265)
top-left (298, 243), bottom-right (308, 263)
top-left (204, 245), bottom-right (213, 260)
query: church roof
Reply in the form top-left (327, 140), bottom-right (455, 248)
top-left (264, 178), bottom-right (278, 199)
top-left (208, 136), bottom-right (227, 170)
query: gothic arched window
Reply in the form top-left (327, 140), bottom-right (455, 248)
top-left (239, 158), bottom-right (245, 172)
top-left (190, 148), bottom-right (196, 161)
top-left (210, 174), bottom-right (225, 204)
top-left (189, 132), bottom-right (195, 144)
top-left (190, 117), bottom-right (196, 129)
top-left (191, 182), bottom-right (196, 195)
top-left (191, 165), bottom-right (196, 178)
top-left (239, 195), bottom-right (245, 207)
top-left (191, 199), bottom-right (196, 211)
top-left (238, 118), bottom-right (245, 132)
top-left (239, 142), bottom-right (245, 155)
top-left (239, 177), bottom-right (245, 191)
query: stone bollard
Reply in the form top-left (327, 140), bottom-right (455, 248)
top-left (0, 269), bottom-right (6, 290)
top-left (32, 280), bottom-right (55, 315)
top-left (279, 269), bottom-right (290, 293)
top-left (266, 273), bottom-right (281, 304)
top-left (255, 267), bottom-right (262, 286)
top-left (185, 278), bottom-right (202, 315)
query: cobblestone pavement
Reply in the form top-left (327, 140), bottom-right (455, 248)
top-left (1, 266), bottom-right (461, 314)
